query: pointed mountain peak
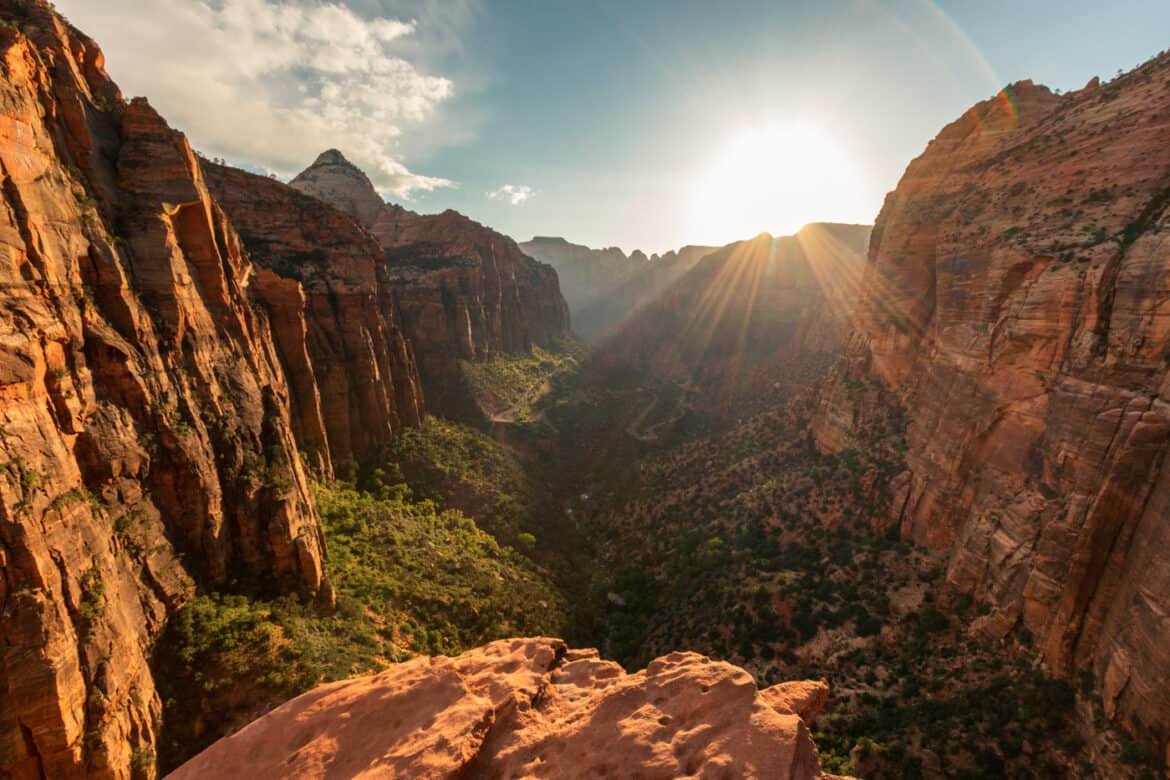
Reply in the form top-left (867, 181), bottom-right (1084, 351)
top-left (308, 148), bottom-right (362, 170)
top-left (291, 150), bottom-right (387, 227)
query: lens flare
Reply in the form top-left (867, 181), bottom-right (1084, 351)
top-left (689, 122), bottom-right (865, 246)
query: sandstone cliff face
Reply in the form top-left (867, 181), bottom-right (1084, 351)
top-left (203, 162), bottom-right (424, 478)
top-left (291, 151), bottom-right (571, 416)
top-left (520, 236), bottom-right (718, 342)
top-left (602, 224), bottom-right (870, 417)
top-left (0, 4), bottom-right (325, 777)
top-left (170, 637), bottom-right (840, 780)
top-left (813, 64), bottom-right (1170, 759)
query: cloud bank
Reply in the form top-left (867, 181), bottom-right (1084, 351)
top-left (488, 184), bottom-right (534, 205)
top-left (56, 0), bottom-right (460, 198)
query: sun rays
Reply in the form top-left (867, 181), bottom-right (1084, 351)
top-left (688, 123), bottom-right (866, 248)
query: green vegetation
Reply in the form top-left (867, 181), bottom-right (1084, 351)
top-left (156, 479), bottom-right (564, 772)
top-left (459, 338), bottom-right (586, 420)
top-left (366, 417), bottom-right (537, 540)
top-left (317, 483), bottom-right (563, 659)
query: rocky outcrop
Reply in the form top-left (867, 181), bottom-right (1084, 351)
top-left (813, 62), bottom-right (1170, 760)
top-left (170, 637), bottom-right (840, 780)
top-left (0, 4), bottom-right (325, 777)
top-left (292, 151), bottom-right (571, 416)
top-left (203, 162), bottom-right (424, 478)
top-left (520, 236), bottom-right (718, 342)
top-left (602, 224), bottom-right (870, 416)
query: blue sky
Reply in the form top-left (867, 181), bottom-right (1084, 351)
top-left (58, 0), bottom-right (1170, 253)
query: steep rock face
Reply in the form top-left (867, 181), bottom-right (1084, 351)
top-left (203, 162), bottom-right (424, 477)
top-left (813, 66), bottom-right (1170, 758)
top-left (0, 5), bottom-right (324, 777)
top-left (520, 236), bottom-right (718, 342)
top-left (292, 151), bottom-right (571, 416)
top-left (602, 224), bottom-right (870, 416)
top-left (171, 637), bottom-right (840, 780)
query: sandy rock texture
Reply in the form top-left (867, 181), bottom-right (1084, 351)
top-left (0, 4), bottom-right (325, 776)
top-left (170, 637), bottom-right (841, 780)
top-left (813, 60), bottom-right (1170, 757)
top-left (204, 162), bottom-right (425, 477)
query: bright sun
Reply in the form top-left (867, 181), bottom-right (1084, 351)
top-left (690, 122), bottom-right (861, 245)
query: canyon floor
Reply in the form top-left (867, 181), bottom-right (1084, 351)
top-left (157, 343), bottom-right (1162, 779)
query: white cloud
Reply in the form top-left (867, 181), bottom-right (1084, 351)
top-left (56, 0), bottom-right (462, 198)
top-left (487, 184), bottom-right (534, 205)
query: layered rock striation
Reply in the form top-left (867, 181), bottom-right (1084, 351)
top-left (813, 63), bottom-right (1170, 759)
top-left (0, 4), bottom-right (326, 776)
top-left (203, 163), bottom-right (424, 477)
top-left (292, 151), bottom-right (571, 416)
top-left (170, 637), bottom-right (841, 780)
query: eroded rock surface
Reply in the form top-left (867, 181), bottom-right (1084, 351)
top-left (0, 4), bottom-right (324, 776)
top-left (813, 64), bottom-right (1170, 758)
top-left (292, 151), bottom-right (571, 416)
top-left (170, 637), bottom-right (840, 780)
top-left (204, 162), bottom-right (424, 477)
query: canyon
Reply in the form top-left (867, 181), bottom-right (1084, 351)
top-left (290, 150), bottom-right (571, 420)
top-left (813, 64), bottom-right (1170, 761)
top-left (519, 236), bottom-right (718, 342)
top-left (0, 1), bottom-right (1168, 778)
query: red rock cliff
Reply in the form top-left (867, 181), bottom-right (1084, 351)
top-left (0, 4), bottom-right (325, 777)
top-left (170, 637), bottom-right (842, 780)
top-left (813, 63), bottom-right (1170, 760)
top-left (203, 162), bottom-right (425, 478)
top-left (291, 151), bottom-right (572, 416)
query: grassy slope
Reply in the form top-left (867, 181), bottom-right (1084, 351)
top-left (156, 468), bottom-right (565, 771)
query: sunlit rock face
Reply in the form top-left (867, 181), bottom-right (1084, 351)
top-left (598, 224), bottom-right (871, 417)
top-left (203, 162), bottom-right (425, 478)
top-left (519, 236), bottom-right (718, 342)
top-left (813, 63), bottom-right (1170, 757)
top-left (171, 637), bottom-right (840, 780)
top-left (292, 151), bottom-right (571, 417)
top-left (0, 3), bottom-right (325, 776)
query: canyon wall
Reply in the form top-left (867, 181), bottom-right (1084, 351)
top-left (292, 151), bottom-right (571, 417)
top-left (203, 163), bottom-right (424, 478)
top-left (0, 5), bottom-right (328, 777)
top-left (520, 236), bottom-right (719, 341)
top-left (813, 63), bottom-right (1170, 760)
top-left (601, 224), bottom-right (870, 416)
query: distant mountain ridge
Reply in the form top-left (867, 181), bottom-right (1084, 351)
top-left (597, 223), bottom-right (872, 418)
top-left (520, 235), bottom-right (718, 341)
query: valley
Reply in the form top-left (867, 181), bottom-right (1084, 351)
top-left (0, 2), bottom-right (1169, 779)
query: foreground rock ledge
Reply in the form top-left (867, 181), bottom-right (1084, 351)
top-left (168, 637), bottom-right (848, 779)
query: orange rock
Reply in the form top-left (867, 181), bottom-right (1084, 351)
top-left (170, 638), bottom-right (843, 780)
top-left (203, 162), bottom-right (425, 476)
top-left (0, 4), bottom-right (324, 776)
top-left (813, 59), bottom-right (1170, 759)
top-left (291, 151), bottom-right (571, 418)
top-left (760, 679), bottom-right (831, 724)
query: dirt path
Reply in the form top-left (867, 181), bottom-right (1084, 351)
top-left (625, 394), bottom-right (660, 441)
top-left (492, 380), bottom-right (552, 423)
